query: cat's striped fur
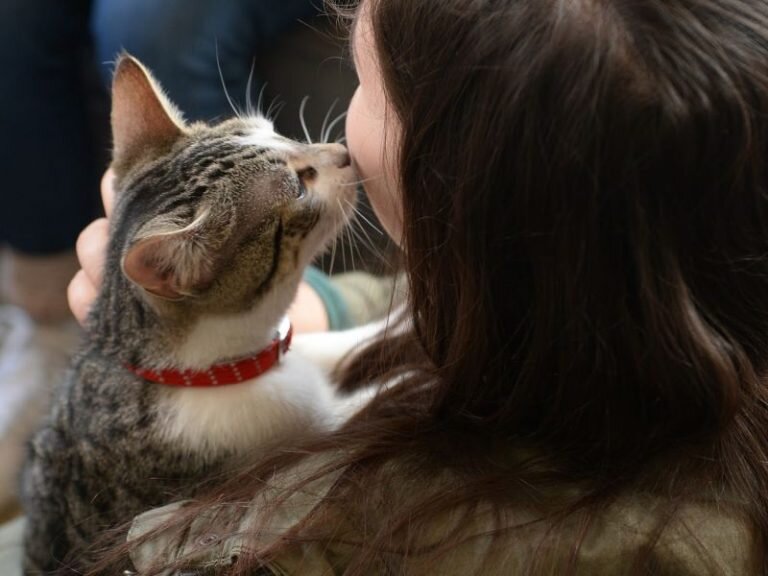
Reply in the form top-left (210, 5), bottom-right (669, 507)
top-left (21, 55), bottom-right (357, 574)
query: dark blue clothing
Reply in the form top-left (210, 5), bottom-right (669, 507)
top-left (0, 0), bottom-right (106, 254)
top-left (92, 0), bottom-right (317, 122)
top-left (0, 0), bottom-right (317, 254)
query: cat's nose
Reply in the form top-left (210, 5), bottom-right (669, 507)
top-left (313, 143), bottom-right (350, 168)
top-left (336, 151), bottom-right (351, 168)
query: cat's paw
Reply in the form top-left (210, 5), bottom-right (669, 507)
top-left (292, 322), bottom-right (384, 375)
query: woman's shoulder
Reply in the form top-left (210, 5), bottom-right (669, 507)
top-left (128, 453), bottom-right (341, 573)
top-left (362, 461), bottom-right (755, 575)
top-left (127, 454), bottom-right (756, 575)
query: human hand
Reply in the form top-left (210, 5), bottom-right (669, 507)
top-left (68, 170), bottom-right (330, 332)
top-left (67, 170), bottom-right (114, 325)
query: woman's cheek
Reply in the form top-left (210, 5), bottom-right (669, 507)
top-left (346, 90), bottom-right (404, 244)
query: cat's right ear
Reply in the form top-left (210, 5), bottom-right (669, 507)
top-left (111, 54), bottom-right (186, 172)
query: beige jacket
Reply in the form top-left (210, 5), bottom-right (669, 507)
top-left (128, 459), bottom-right (755, 575)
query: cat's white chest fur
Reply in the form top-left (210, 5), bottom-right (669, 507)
top-left (154, 353), bottom-right (334, 458)
top-left (153, 313), bottom-right (400, 460)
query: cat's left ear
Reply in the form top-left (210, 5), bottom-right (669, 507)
top-left (111, 54), bottom-right (187, 172)
top-left (121, 211), bottom-right (217, 300)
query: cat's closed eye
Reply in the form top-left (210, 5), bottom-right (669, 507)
top-left (296, 167), bottom-right (318, 198)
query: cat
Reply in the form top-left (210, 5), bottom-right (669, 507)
top-left (20, 54), bottom-right (360, 574)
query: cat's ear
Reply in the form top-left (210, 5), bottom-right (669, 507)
top-left (121, 212), bottom-right (216, 300)
top-left (111, 53), bottom-right (186, 171)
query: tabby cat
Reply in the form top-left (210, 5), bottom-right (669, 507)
top-left (21, 54), bottom-right (357, 574)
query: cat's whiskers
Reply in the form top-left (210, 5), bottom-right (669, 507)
top-left (256, 80), bottom-right (269, 116)
top-left (335, 198), bottom-right (368, 274)
top-left (320, 99), bottom-right (338, 144)
top-left (346, 204), bottom-right (371, 272)
top-left (323, 111), bottom-right (348, 145)
top-left (245, 58), bottom-right (259, 117)
top-left (343, 230), bottom-right (352, 272)
top-left (352, 222), bottom-right (388, 268)
top-left (345, 198), bottom-right (384, 236)
top-left (266, 100), bottom-right (287, 123)
top-left (349, 225), bottom-right (364, 272)
top-left (328, 232), bottom-right (339, 275)
top-left (342, 174), bottom-right (383, 188)
top-left (338, 197), bottom-right (391, 269)
top-left (216, 43), bottom-right (243, 119)
top-left (344, 206), bottom-right (376, 271)
top-left (299, 96), bottom-right (313, 144)
top-left (344, 204), bottom-right (390, 269)
top-left (345, 209), bottom-right (359, 272)
top-left (335, 198), bottom-right (349, 272)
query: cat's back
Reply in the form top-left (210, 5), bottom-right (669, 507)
top-left (22, 345), bottom-right (207, 559)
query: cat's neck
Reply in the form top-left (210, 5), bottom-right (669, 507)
top-left (171, 305), bottom-right (287, 370)
top-left (169, 277), bottom-right (298, 370)
top-left (89, 271), bottom-right (298, 371)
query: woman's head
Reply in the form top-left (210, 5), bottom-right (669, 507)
top-left (89, 1), bottom-right (768, 573)
top-left (348, 0), bottom-right (768, 469)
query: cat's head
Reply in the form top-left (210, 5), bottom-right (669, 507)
top-left (107, 54), bottom-right (356, 321)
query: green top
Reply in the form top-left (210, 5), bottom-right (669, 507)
top-left (302, 267), bottom-right (405, 331)
top-left (302, 267), bottom-right (353, 331)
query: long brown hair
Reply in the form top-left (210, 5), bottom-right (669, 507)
top-left (89, 0), bottom-right (768, 573)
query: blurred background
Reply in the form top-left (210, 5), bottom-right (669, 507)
top-left (0, 0), bottom-right (395, 522)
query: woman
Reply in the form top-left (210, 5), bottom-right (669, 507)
top-left (71, 0), bottom-right (768, 573)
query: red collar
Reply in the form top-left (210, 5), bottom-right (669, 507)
top-left (126, 318), bottom-right (293, 387)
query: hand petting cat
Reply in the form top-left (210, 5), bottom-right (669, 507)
top-left (67, 170), bottom-right (113, 325)
top-left (68, 169), bottom-right (332, 332)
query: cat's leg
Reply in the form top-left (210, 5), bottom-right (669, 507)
top-left (292, 322), bottom-right (382, 374)
top-left (293, 312), bottom-right (411, 427)
top-left (20, 426), bottom-right (73, 575)
top-left (292, 306), bottom-right (407, 375)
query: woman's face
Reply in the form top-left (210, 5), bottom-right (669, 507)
top-left (345, 4), bottom-right (404, 245)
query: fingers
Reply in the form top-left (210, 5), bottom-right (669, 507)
top-left (67, 169), bottom-right (115, 326)
top-left (76, 218), bottom-right (109, 288)
top-left (69, 217), bottom-right (109, 326)
top-left (101, 168), bottom-right (116, 217)
top-left (68, 269), bottom-right (99, 326)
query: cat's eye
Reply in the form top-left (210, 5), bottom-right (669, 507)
top-left (297, 167), bottom-right (317, 182)
top-left (296, 167), bottom-right (317, 199)
top-left (296, 179), bottom-right (307, 199)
